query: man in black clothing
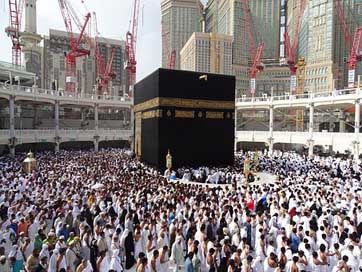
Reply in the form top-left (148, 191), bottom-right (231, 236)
top-left (125, 230), bottom-right (136, 269)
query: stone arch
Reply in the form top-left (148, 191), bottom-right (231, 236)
top-left (98, 140), bottom-right (130, 149)
top-left (15, 142), bottom-right (56, 153)
top-left (236, 141), bottom-right (267, 152)
top-left (59, 141), bottom-right (94, 151)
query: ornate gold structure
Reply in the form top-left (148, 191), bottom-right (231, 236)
top-left (243, 158), bottom-right (250, 176)
top-left (166, 149), bottom-right (172, 170)
top-left (134, 97), bottom-right (235, 113)
top-left (135, 112), bottom-right (142, 157)
top-left (296, 56), bottom-right (306, 131)
top-left (142, 110), bottom-right (163, 119)
top-left (199, 74), bottom-right (208, 81)
top-left (206, 111), bottom-right (224, 119)
top-left (23, 151), bottom-right (37, 173)
top-left (175, 110), bottom-right (195, 118)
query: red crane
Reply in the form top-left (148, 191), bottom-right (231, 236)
top-left (5, 0), bottom-right (24, 66)
top-left (58, 0), bottom-right (91, 93)
top-left (241, 0), bottom-right (264, 97)
top-left (125, 0), bottom-right (140, 95)
top-left (169, 50), bottom-right (176, 69)
top-left (284, 0), bottom-right (307, 94)
top-left (95, 46), bottom-right (116, 95)
top-left (92, 12), bottom-right (117, 95)
top-left (335, 0), bottom-right (362, 88)
top-left (161, 22), bottom-right (176, 69)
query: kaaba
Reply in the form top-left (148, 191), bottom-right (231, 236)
top-left (134, 68), bottom-right (235, 170)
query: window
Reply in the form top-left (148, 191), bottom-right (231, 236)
top-left (313, 6), bottom-right (319, 17)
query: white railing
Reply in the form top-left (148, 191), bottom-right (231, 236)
top-left (3, 83), bottom-right (358, 106)
top-left (0, 82), bottom-right (133, 103)
top-left (0, 61), bottom-right (26, 71)
top-left (236, 88), bottom-right (358, 103)
top-left (0, 129), bottom-right (132, 140)
top-left (235, 130), bottom-right (355, 153)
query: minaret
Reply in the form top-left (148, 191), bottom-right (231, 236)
top-left (25, 0), bottom-right (37, 33)
top-left (21, 0), bottom-right (42, 86)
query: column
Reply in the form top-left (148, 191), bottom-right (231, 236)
top-left (9, 95), bottom-right (15, 157)
top-left (54, 101), bottom-right (60, 152)
top-left (268, 105), bottom-right (274, 154)
top-left (94, 103), bottom-right (99, 152)
top-left (234, 109), bottom-right (238, 152)
top-left (94, 139), bottom-right (99, 152)
top-left (94, 104), bottom-right (99, 133)
top-left (353, 99), bottom-right (360, 160)
top-left (329, 119), bottom-right (334, 132)
top-left (130, 107), bottom-right (135, 151)
top-left (339, 110), bottom-right (345, 133)
top-left (308, 103), bottom-right (314, 159)
top-left (33, 104), bottom-right (38, 128)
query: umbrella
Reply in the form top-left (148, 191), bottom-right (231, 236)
top-left (91, 183), bottom-right (105, 190)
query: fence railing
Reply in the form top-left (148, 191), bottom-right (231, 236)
top-left (0, 82), bottom-right (133, 103)
top-left (236, 88), bottom-right (358, 103)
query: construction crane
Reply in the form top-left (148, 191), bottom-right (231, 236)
top-left (169, 50), bottom-right (176, 69)
top-left (5, 0), bottom-right (25, 66)
top-left (335, 0), bottom-right (362, 88)
top-left (161, 22), bottom-right (176, 69)
top-left (241, 0), bottom-right (264, 97)
top-left (58, 0), bottom-right (91, 93)
top-left (92, 12), bottom-right (116, 95)
top-left (95, 46), bottom-right (116, 95)
top-left (283, 0), bottom-right (307, 94)
top-left (125, 0), bottom-right (140, 95)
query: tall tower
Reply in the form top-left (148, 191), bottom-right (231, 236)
top-left (249, 0), bottom-right (281, 60)
top-left (161, 0), bottom-right (203, 69)
top-left (21, 0), bottom-right (42, 86)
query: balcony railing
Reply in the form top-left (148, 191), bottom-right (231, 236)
top-left (0, 61), bottom-right (26, 71)
top-left (236, 87), bottom-right (358, 103)
top-left (0, 82), bottom-right (133, 103)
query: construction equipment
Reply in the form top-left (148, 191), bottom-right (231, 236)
top-left (241, 0), bottom-right (264, 97)
top-left (335, 0), bottom-right (362, 88)
top-left (58, 0), bottom-right (91, 93)
top-left (95, 46), bottom-right (116, 95)
top-left (161, 22), bottom-right (176, 69)
top-left (92, 12), bottom-right (116, 95)
top-left (284, 0), bottom-right (307, 94)
top-left (5, 0), bottom-right (24, 66)
top-left (125, 0), bottom-right (140, 95)
top-left (169, 50), bottom-right (176, 69)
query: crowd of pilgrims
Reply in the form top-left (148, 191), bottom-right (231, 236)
top-left (0, 149), bottom-right (361, 272)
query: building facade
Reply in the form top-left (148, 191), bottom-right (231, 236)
top-left (289, 0), bottom-right (362, 92)
top-left (21, 0), bottom-right (42, 86)
top-left (249, 0), bottom-right (281, 60)
top-left (254, 59), bottom-right (290, 96)
top-left (204, 0), bottom-right (248, 94)
top-left (42, 29), bottom-right (127, 96)
top-left (180, 32), bottom-right (233, 74)
top-left (204, 0), bottom-right (283, 96)
top-left (161, 0), bottom-right (203, 69)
